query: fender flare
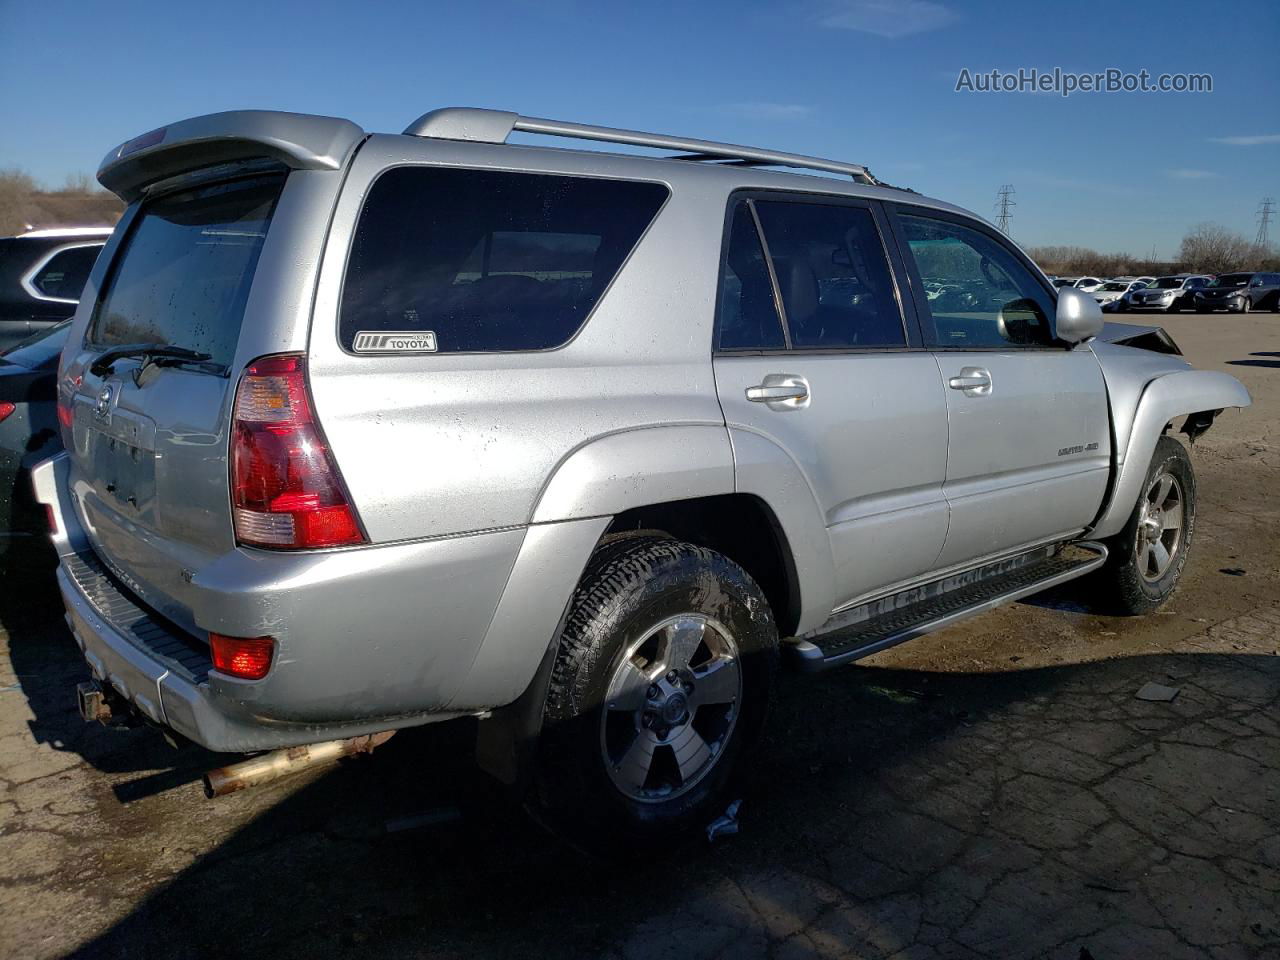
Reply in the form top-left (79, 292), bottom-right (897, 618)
top-left (530, 423), bottom-right (736, 523)
top-left (1090, 369), bottom-right (1250, 539)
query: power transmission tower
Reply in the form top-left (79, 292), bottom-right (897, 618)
top-left (994, 185), bottom-right (1016, 235)
top-left (1256, 197), bottom-right (1275, 249)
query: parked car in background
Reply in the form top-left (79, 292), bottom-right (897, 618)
top-left (1052, 276), bottom-right (1105, 291)
top-left (1194, 272), bottom-right (1280, 313)
top-left (34, 107), bottom-right (1250, 850)
top-left (1127, 275), bottom-right (1212, 312)
top-left (1094, 278), bottom-right (1148, 308)
top-left (0, 320), bottom-right (69, 550)
top-left (0, 227), bottom-right (112, 351)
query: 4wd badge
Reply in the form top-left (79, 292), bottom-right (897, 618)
top-left (353, 331), bottom-right (437, 354)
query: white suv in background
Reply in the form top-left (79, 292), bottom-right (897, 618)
top-left (1053, 276), bottom-right (1105, 293)
top-left (1093, 277), bottom-right (1151, 308)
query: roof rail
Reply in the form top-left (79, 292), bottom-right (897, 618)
top-left (402, 107), bottom-right (879, 185)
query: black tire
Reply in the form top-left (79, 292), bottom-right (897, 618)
top-left (1241, 297), bottom-right (1252, 314)
top-left (1096, 435), bottom-right (1196, 615)
top-left (531, 536), bottom-right (778, 855)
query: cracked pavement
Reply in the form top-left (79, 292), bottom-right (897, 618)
top-left (1, 315), bottom-right (1277, 960)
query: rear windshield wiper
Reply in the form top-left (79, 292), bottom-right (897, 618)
top-left (89, 343), bottom-right (213, 377)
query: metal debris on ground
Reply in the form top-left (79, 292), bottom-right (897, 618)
top-left (706, 799), bottom-right (741, 842)
top-left (1135, 681), bottom-right (1181, 702)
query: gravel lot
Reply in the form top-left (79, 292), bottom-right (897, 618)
top-left (1, 313), bottom-right (1277, 960)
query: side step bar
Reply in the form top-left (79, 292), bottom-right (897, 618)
top-left (787, 542), bottom-right (1108, 672)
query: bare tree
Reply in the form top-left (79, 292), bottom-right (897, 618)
top-left (1178, 223), bottom-right (1254, 275)
top-left (0, 168), bottom-right (122, 235)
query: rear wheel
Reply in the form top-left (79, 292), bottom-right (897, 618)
top-left (1096, 436), bottom-right (1196, 615)
top-left (532, 537), bottom-right (778, 853)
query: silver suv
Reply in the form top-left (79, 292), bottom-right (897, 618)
top-left (34, 109), bottom-right (1250, 849)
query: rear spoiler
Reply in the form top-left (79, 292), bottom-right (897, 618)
top-left (98, 110), bottom-right (366, 202)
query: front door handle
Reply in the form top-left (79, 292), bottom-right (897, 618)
top-left (746, 374), bottom-right (810, 409)
top-left (947, 367), bottom-right (992, 396)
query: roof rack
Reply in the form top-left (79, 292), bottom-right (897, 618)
top-left (402, 108), bottom-right (879, 185)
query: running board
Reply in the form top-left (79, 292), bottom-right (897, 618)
top-left (786, 542), bottom-right (1108, 673)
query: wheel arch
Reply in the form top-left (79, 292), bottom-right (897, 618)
top-left (604, 492), bottom-right (804, 639)
top-left (1090, 370), bottom-right (1250, 539)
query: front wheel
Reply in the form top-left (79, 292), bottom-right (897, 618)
top-left (1239, 297), bottom-right (1252, 314)
top-left (533, 537), bottom-right (778, 853)
top-left (1096, 435), bottom-right (1196, 615)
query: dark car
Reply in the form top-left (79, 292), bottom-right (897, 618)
top-left (1194, 272), bottom-right (1280, 313)
top-left (0, 227), bottom-right (111, 351)
top-left (0, 320), bottom-right (69, 548)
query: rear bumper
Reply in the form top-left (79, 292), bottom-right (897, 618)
top-left (32, 453), bottom-right (529, 753)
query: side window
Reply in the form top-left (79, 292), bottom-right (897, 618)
top-left (753, 200), bottom-right (905, 349)
top-left (717, 201), bottom-right (785, 351)
top-left (899, 214), bottom-right (1054, 348)
top-left (340, 168), bottom-right (668, 353)
top-left (29, 244), bottom-right (102, 301)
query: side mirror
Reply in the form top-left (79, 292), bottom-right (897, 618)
top-left (1055, 286), bottom-right (1104, 344)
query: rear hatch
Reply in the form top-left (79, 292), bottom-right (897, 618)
top-left (62, 173), bottom-right (284, 633)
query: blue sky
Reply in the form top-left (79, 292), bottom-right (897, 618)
top-left (1, 0), bottom-right (1276, 255)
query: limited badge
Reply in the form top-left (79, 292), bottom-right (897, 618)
top-left (352, 331), bottom-right (438, 354)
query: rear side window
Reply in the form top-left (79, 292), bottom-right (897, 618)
top-left (89, 175), bottom-right (284, 369)
top-left (717, 201), bottom-right (785, 350)
top-left (29, 244), bottom-right (102, 301)
top-left (339, 168), bottom-right (668, 354)
top-left (753, 200), bottom-right (905, 349)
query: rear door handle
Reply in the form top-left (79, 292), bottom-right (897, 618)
top-left (947, 367), bottom-right (992, 396)
top-left (745, 374), bottom-right (810, 408)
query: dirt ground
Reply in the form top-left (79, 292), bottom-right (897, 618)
top-left (1, 314), bottom-right (1276, 960)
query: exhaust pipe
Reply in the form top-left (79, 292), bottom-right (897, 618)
top-left (203, 730), bottom-right (395, 798)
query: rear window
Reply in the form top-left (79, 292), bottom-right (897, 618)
top-left (339, 167), bottom-right (668, 353)
top-left (88, 175), bottom-right (284, 369)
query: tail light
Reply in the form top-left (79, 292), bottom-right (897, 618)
top-left (210, 632), bottom-right (275, 680)
top-left (230, 354), bottom-right (365, 549)
top-left (0, 402), bottom-right (14, 423)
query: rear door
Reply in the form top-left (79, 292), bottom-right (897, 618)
top-left (713, 194), bottom-right (950, 611)
top-left (62, 174), bottom-right (285, 630)
top-left (888, 206), bottom-right (1110, 567)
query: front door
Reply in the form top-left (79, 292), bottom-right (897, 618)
top-left (713, 195), bottom-right (950, 611)
top-left (891, 208), bottom-right (1111, 568)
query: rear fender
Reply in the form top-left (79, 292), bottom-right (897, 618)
top-left (530, 424), bottom-right (735, 523)
top-left (1090, 370), bottom-right (1250, 539)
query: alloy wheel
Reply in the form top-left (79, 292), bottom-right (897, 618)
top-left (1136, 470), bottom-right (1185, 582)
top-left (600, 614), bottom-right (742, 803)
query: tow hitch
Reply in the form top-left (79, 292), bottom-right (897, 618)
top-left (76, 680), bottom-right (120, 724)
top-left (203, 730), bottom-right (396, 798)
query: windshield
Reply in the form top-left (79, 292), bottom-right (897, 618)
top-left (88, 174), bottom-right (284, 369)
top-left (0, 320), bottom-right (72, 370)
top-left (1099, 281), bottom-right (1129, 291)
top-left (1152, 277), bottom-right (1183, 289)
top-left (1210, 274), bottom-right (1250, 287)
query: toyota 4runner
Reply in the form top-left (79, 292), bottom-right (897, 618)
top-left (33, 108), bottom-right (1251, 848)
